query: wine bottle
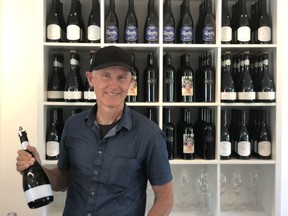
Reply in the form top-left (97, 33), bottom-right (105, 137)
top-left (237, 0), bottom-right (251, 44)
top-left (18, 127), bottom-right (53, 209)
top-left (87, 0), bottom-right (101, 43)
top-left (163, 108), bottom-right (175, 160)
top-left (126, 53), bottom-right (139, 102)
top-left (77, 0), bottom-right (86, 42)
top-left (163, 0), bottom-right (175, 44)
top-left (177, 0), bottom-right (194, 44)
top-left (84, 50), bottom-right (97, 102)
top-left (257, 0), bottom-right (272, 44)
top-left (202, 0), bottom-right (216, 44)
top-left (64, 50), bottom-right (84, 102)
top-left (46, 0), bottom-right (65, 42)
top-left (144, 52), bottom-right (158, 102)
top-left (237, 110), bottom-right (251, 159)
top-left (221, 0), bottom-right (232, 44)
top-left (182, 109), bottom-right (195, 159)
top-left (47, 52), bottom-right (66, 101)
top-left (46, 109), bottom-right (63, 160)
top-left (238, 51), bottom-right (256, 102)
top-left (125, 0), bottom-right (138, 43)
top-left (203, 108), bottom-right (215, 160)
top-left (105, 0), bottom-right (119, 43)
top-left (144, 0), bottom-right (159, 43)
top-left (180, 53), bottom-right (194, 102)
top-left (220, 109), bottom-right (231, 159)
top-left (195, 2), bottom-right (204, 44)
top-left (163, 52), bottom-right (175, 102)
top-left (58, 1), bottom-right (66, 42)
top-left (257, 109), bottom-right (272, 159)
top-left (203, 52), bottom-right (215, 102)
top-left (221, 51), bottom-right (236, 102)
top-left (257, 52), bottom-right (275, 102)
top-left (66, 0), bottom-right (83, 42)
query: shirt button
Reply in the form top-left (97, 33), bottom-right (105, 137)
top-left (91, 191), bottom-right (95, 196)
top-left (94, 170), bottom-right (98, 175)
top-left (98, 150), bottom-right (102, 154)
top-left (88, 214), bottom-right (91, 216)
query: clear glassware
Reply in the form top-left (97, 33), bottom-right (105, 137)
top-left (175, 168), bottom-right (194, 212)
top-left (246, 169), bottom-right (263, 211)
top-left (195, 171), bottom-right (211, 215)
top-left (220, 172), bottom-right (230, 212)
top-left (230, 169), bottom-right (245, 211)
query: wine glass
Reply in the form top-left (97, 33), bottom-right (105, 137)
top-left (175, 168), bottom-right (193, 212)
top-left (220, 172), bottom-right (230, 212)
top-left (195, 171), bottom-right (211, 215)
top-left (230, 169), bottom-right (244, 211)
top-left (246, 169), bottom-right (263, 211)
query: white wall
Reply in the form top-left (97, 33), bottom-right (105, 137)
top-left (0, 0), bottom-right (40, 215)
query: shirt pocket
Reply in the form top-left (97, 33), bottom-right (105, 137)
top-left (108, 157), bottom-right (140, 193)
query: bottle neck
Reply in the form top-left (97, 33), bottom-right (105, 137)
top-left (148, 0), bottom-right (155, 13)
top-left (129, 0), bottom-right (135, 12)
top-left (70, 0), bottom-right (78, 13)
top-left (148, 53), bottom-right (154, 65)
top-left (165, 109), bottom-right (172, 123)
top-left (241, 0), bottom-right (247, 14)
top-left (221, 110), bottom-right (228, 126)
top-left (92, 0), bottom-right (99, 12)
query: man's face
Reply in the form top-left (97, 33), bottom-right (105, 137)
top-left (86, 66), bottom-right (132, 109)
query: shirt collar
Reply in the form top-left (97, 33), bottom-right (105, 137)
top-left (85, 104), bottom-right (132, 131)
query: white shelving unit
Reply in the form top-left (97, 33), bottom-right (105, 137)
top-left (37, 0), bottom-right (279, 215)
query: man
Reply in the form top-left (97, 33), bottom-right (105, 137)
top-left (16, 46), bottom-right (174, 215)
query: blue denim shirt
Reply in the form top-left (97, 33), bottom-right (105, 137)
top-left (58, 104), bottom-right (172, 216)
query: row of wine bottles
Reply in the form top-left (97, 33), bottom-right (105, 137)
top-left (222, 0), bottom-right (272, 44)
top-left (221, 108), bottom-right (272, 160)
top-left (221, 50), bottom-right (275, 103)
top-left (46, 0), bottom-right (273, 44)
top-left (164, 107), bottom-right (215, 160)
top-left (47, 49), bottom-right (215, 102)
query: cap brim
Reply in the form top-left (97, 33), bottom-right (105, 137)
top-left (91, 62), bottom-right (134, 73)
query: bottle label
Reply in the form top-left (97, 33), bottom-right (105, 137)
top-left (181, 76), bottom-right (193, 96)
top-left (88, 25), bottom-right (101, 41)
top-left (46, 141), bottom-right (59, 157)
top-left (106, 26), bottom-right (119, 42)
top-left (84, 91), bottom-right (97, 100)
top-left (238, 92), bottom-right (256, 100)
top-left (163, 26), bottom-right (175, 42)
top-left (67, 24), bottom-right (81, 40)
top-left (257, 91), bottom-right (276, 100)
top-left (258, 141), bottom-right (271, 156)
top-left (180, 26), bottom-right (193, 42)
top-left (128, 75), bottom-right (138, 96)
top-left (237, 141), bottom-right (251, 156)
top-left (202, 26), bottom-right (215, 42)
top-left (221, 26), bottom-right (232, 42)
top-left (183, 134), bottom-right (194, 153)
top-left (258, 26), bottom-right (271, 42)
top-left (24, 184), bottom-right (53, 203)
top-left (221, 92), bottom-right (237, 100)
top-left (125, 26), bottom-right (138, 42)
top-left (145, 26), bottom-right (159, 42)
top-left (47, 91), bottom-right (64, 100)
top-left (64, 91), bottom-right (82, 100)
top-left (237, 26), bottom-right (251, 42)
top-left (47, 24), bottom-right (61, 40)
top-left (220, 141), bottom-right (231, 157)
top-left (70, 58), bottom-right (79, 66)
top-left (21, 141), bottom-right (29, 150)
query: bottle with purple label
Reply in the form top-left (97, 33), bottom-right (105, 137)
top-left (177, 0), bottom-right (194, 44)
top-left (144, 0), bottom-right (159, 43)
top-left (202, 0), bottom-right (216, 44)
top-left (125, 0), bottom-right (138, 43)
top-left (163, 0), bottom-right (175, 43)
top-left (105, 0), bottom-right (119, 43)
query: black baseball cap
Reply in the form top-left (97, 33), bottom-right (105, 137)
top-left (90, 46), bottom-right (133, 72)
